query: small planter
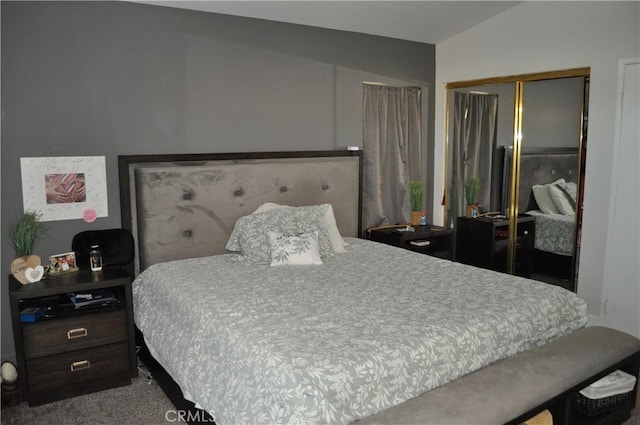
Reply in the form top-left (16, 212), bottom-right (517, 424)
top-left (411, 210), bottom-right (426, 225)
top-left (466, 204), bottom-right (479, 218)
top-left (9, 211), bottom-right (47, 284)
top-left (10, 254), bottom-right (44, 285)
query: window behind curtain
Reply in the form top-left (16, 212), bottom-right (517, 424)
top-left (362, 84), bottom-right (422, 230)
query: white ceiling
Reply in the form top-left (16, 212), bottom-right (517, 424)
top-left (130, 1), bottom-right (522, 44)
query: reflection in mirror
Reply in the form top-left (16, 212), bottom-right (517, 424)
top-left (515, 76), bottom-right (586, 291)
top-left (447, 83), bottom-right (515, 274)
top-left (446, 71), bottom-right (588, 293)
top-left (447, 91), bottom-right (498, 226)
top-left (446, 83), bottom-right (516, 227)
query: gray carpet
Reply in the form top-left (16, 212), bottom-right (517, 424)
top-left (1, 373), bottom-right (173, 425)
top-left (1, 372), bottom-right (639, 424)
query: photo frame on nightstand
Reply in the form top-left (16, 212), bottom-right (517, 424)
top-left (49, 251), bottom-right (79, 275)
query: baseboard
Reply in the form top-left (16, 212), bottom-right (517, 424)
top-left (587, 314), bottom-right (601, 326)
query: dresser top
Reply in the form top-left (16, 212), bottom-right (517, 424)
top-left (9, 268), bottom-right (131, 300)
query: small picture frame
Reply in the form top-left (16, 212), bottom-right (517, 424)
top-left (49, 251), bottom-right (79, 275)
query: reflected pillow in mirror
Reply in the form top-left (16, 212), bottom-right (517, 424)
top-left (532, 184), bottom-right (560, 214)
top-left (562, 182), bottom-right (578, 203)
top-left (549, 184), bottom-right (575, 215)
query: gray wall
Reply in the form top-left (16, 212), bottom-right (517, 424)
top-left (454, 77), bottom-right (583, 150)
top-left (1, 1), bottom-right (435, 361)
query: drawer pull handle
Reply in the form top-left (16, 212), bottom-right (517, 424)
top-left (67, 328), bottom-right (88, 339)
top-left (70, 360), bottom-right (91, 372)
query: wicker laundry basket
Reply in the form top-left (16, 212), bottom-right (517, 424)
top-left (523, 409), bottom-right (553, 425)
top-left (576, 390), bottom-right (634, 416)
top-left (576, 369), bottom-right (637, 416)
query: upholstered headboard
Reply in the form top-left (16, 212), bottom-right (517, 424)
top-left (502, 147), bottom-right (579, 213)
top-left (119, 151), bottom-right (362, 275)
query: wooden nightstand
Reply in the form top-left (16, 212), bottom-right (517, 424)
top-left (455, 215), bottom-right (535, 277)
top-left (369, 224), bottom-right (453, 259)
top-left (8, 268), bottom-right (137, 406)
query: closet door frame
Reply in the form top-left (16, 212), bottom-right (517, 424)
top-left (602, 57), bottom-right (640, 337)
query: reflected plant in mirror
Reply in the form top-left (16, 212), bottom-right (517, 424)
top-left (464, 177), bottom-right (481, 206)
top-left (464, 177), bottom-right (481, 217)
top-left (410, 180), bottom-right (426, 225)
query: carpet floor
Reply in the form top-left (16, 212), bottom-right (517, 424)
top-left (1, 372), bottom-right (173, 425)
top-left (1, 370), bottom-right (639, 424)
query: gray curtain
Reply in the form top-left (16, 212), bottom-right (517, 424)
top-left (447, 92), bottom-right (498, 227)
top-left (362, 84), bottom-right (422, 229)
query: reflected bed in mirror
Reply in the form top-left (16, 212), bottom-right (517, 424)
top-left (503, 147), bottom-right (580, 290)
top-left (444, 69), bottom-right (588, 291)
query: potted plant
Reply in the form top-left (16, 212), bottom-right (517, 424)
top-left (464, 176), bottom-right (481, 217)
top-left (9, 211), bottom-right (47, 284)
top-left (410, 180), bottom-right (426, 225)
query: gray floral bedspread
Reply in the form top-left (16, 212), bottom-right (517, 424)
top-left (133, 238), bottom-right (588, 425)
top-left (526, 210), bottom-right (576, 255)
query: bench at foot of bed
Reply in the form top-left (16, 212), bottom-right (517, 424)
top-left (357, 326), bottom-right (640, 425)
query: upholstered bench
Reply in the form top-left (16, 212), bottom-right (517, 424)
top-left (357, 326), bottom-right (640, 425)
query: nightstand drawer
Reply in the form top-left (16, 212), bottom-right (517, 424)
top-left (27, 342), bottom-right (130, 394)
top-left (23, 310), bottom-right (127, 358)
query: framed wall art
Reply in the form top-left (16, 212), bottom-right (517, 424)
top-left (20, 156), bottom-right (108, 222)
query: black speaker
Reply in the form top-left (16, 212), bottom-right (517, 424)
top-left (72, 228), bottom-right (134, 270)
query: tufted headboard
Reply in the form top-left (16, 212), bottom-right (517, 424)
top-left (502, 147), bottom-right (579, 214)
top-left (119, 151), bottom-right (362, 275)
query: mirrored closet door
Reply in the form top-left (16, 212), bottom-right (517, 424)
top-left (445, 68), bottom-right (589, 292)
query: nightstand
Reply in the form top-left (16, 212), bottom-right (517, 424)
top-left (455, 215), bottom-right (535, 277)
top-left (8, 268), bottom-right (137, 406)
top-left (369, 224), bottom-right (453, 259)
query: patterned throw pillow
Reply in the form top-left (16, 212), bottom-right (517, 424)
top-left (549, 183), bottom-right (575, 215)
top-left (226, 205), bottom-right (334, 264)
top-left (252, 203), bottom-right (347, 253)
top-left (561, 182), bottom-right (578, 204)
top-left (268, 231), bottom-right (323, 266)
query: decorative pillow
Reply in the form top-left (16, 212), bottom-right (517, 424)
top-left (252, 203), bottom-right (347, 253)
top-left (226, 205), bottom-right (334, 264)
top-left (252, 202), bottom-right (283, 214)
top-left (268, 231), bottom-right (323, 266)
top-left (549, 183), bottom-right (575, 215)
top-left (562, 181), bottom-right (578, 203)
top-left (532, 184), bottom-right (560, 214)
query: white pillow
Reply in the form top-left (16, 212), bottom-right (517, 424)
top-left (532, 178), bottom-right (567, 214)
top-left (253, 203), bottom-right (347, 253)
top-left (253, 202), bottom-right (285, 214)
top-left (532, 184), bottom-right (560, 214)
top-left (549, 184), bottom-right (575, 215)
top-left (268, 231), bottom-right (323, 266)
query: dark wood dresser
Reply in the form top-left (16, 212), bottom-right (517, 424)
top-left (455, 215), bottom-right (535, 277)
top-left (9, 268), bottom-right (136, 406)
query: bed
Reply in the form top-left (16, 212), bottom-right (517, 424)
top-left (502, 148), bottom-right (580, 283)
top-left (119, 151), bottom-right (635, 425)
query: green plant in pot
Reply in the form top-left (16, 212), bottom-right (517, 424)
top-left (464, 176), bottom-right (481, 217)
top-left (410, 180), bottom-right (426, 225)
top-left (9, 210), bottom-right (47, 285)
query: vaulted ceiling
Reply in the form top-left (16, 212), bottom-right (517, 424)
top-left (129, 1), bottom-right (522, 45)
